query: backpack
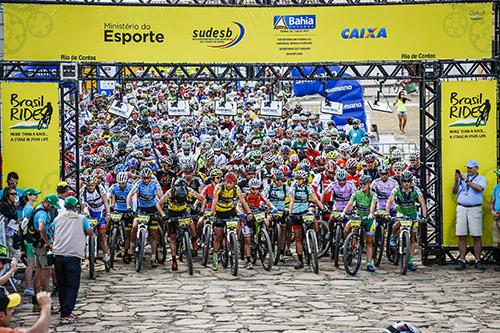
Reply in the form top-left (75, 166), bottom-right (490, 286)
top-left (20, 207), bottom-right (47, 245)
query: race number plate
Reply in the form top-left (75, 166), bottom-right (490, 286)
top-left (226, 220), bottom-right (238, 229)
top-left (401, 220), bottom-right (413, 228)
top-left (273, 211), bottom-right (283, 218)
top-left (110, 213), bottom-right (122, 221)
top-left (303, 214), bottom-right (315, 223)
top-left (178, 218), bottom-right (191, 227)
top-left (376, 210), bottom-right (388, 216)
top-left (137, 215), bottom-right (149, 223)
top-left (351, 219), bottom-right (361, 228)
top-left (88, 219), bottom-right (98, 227)
top-left (332, 211), bottom-right (343, 218)
top-left (254, 213), bottom-right (266, 221)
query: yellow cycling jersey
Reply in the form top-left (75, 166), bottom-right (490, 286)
top-left (214, 184), bottom-right (242, 212)
top-left (163, 188), bottom-right (197, 212)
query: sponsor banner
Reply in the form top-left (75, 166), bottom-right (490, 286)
top-left (108, 100), bottom-right (134, 119)
top-left (215, 101), bottom-right (237, 116)
top-left (1, 82), bottom-right (60, 196)
top-left (260, 101), bottom-right (283, 117)
top-left (441, 80), bottom-right (497, 247)
top-left (320, 100), bottom-right (343, 115)
top-left (4, 3), bottom-right (492, 63)
top-left (166, 100), bottom-right (190, 116)
top-left (331, 98), bottom-right (367, 131)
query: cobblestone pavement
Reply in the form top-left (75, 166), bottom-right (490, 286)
top-left (11, 251), bottom-right (500, 333)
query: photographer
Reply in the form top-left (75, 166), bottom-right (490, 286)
top-left (0, 245), bottom-right (17, 287)
top-left (452, 160), bottom-right (487, 270)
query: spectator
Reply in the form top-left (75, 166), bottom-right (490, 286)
top-left (0, 186), bottom-right (20, 261)
top-left (490, 169), bottom-right (500, 270)
top-left (347, 119), bottom-right (367, 145)
top-left (53, 196), bottom-right (93, 324)
top-left (0, 245), bottom-right (17, 286)
top-left (55, 182), bottom-right (70, 216)
top-left (393, 90), bottom-right (411, 134)
top-left (32, 194), bottom-right (60, 311)
top-left (452, 160), bottom-right (486, 270)
top-left (0, 291), bottom-right (51, 333)
top-left (368, 124), bottom-right (380, 146)
top-left (0, 173), bottom-right (23, 220)
top-left (20, 188), bottom-right (41, 297)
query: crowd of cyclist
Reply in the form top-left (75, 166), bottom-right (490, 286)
top-left (76, 80), bottom-right (427, 274)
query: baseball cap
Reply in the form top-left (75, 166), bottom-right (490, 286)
top-left (45, 194), bottom-right (61, 209)
top-left (57, 181), bottom-right (69, 188)
top-left (64, 196), bottom-right (79, 208)
top-left (466, 160), bottom-right (479, 168)
top-left (0, 245), bottom-right (9, 260)
top-left (23, 188), bottom-right (41, 197)
top-left (0, 292), bottom-right (21, 313)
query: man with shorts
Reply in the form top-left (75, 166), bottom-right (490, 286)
top-left (452, 160), bottom-right (486, 270)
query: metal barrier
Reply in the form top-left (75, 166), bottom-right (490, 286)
top-left (372, 142), bottom-right (419, 157)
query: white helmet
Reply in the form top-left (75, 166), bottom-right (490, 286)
top-left (116, 172), bottom-right (128, 184)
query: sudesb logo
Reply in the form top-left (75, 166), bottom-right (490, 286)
top-left (9, 94), bottom-right (53, 130)
top-left (192, 22), bottom-right (245, 49)
top-left (273, 15), bottom-right (316, 30)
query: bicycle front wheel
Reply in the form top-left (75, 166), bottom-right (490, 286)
top-left (400, 231), bottom-right (410, 275)
top-left (333, 224), bottom-right (342, 268)
top-left (307, 229), bottom-right (319, 274)
top-left (343, 232), bottom-right (362, 276)
top-left (185, 231), bottom-right (193, 275)
top-left (135, 230), bottom-right (145, 273)
top-left (258, 228), bottom-right (273, 271)
top-left (317, 221), bottom-right (330, 258)
top-left (156, 225), bottom-right (167, 265)
top-left (201, 224), bottom-right (212, 267)
top-left (88, 235), bottom-right (95, 279)
top-left (374, 224), bottom-right (385, 267)
top-left (109, 227), bottom-right (119, 269)
top-left (229, 232), bottom-right (238, 276)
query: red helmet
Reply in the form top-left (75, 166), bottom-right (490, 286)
top-left (225, 172), bottom-right (238, 184)
top-left (315, 156), bottom-right (327, 166)
top-left (279, 165), bottom-right (290, 175)
top-left (326, 161), bottom-right (336, 173)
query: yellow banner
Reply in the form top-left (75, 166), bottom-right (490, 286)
top-left (1, 82), bottom-right (60, 197)
top-left (4, 3), bottom-right (492, 63)
top-left (441, 80), bottom-right (498, 247)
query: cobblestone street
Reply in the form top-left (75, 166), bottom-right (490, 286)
top-left (11, 254), bottom-right (500, 332)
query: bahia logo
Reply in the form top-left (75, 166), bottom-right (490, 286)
top-left (274, 15), bottom-right (316, 30)
top-left (341, 27), bottom-right (388, 39)
top-left (192, 22), bottom-right (245, 49)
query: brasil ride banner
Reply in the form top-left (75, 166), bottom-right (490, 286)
top-left (441, 80), bottom-right (497, 247)
top-left (4, 2), bottom-right (492, 63)
top-left (1, 82), bottom-right (60, 197)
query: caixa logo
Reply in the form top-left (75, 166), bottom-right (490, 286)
top-left (192, 22), bottom-right (245, 49)
top-left (341, 27), bottom-right (388, 39)
top-left (274, 15), bottom-right (316, 30)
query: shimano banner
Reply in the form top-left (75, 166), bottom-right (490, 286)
top-left (322, 78), bottom-right (366, 130)
top-left (291, 67), bottom-right (325, 97)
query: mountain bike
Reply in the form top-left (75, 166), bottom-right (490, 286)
top-left (329, 211), bottom-right (344, 268)
top-left (201, 214), bottom-right (213, 267)
top-left (108, 212), bottom-right (125, 269)
top-left (216, 216), bottom-right (239, 276)
top-left (290, 212), bottom-right (319, 274)
top-left (342, 215), bottom-right (365, 276)
top-left (134, 214), bottom-right (149, 273)
top-left (251, 210), bottom-right (273, 271)
top-left (85, 218), bottom-right (99, 279)
top-left (269, 210), bottom-right (284, 266)
top-left (373, 210), bottom-right (388, 267)
top-left (392, 217), bottom-right (423, 275)
top-left (175, 214), bottom-right (195, 275)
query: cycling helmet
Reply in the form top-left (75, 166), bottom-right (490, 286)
top-left (141, 167), bottom-right (153, 178)
top-left (232, 151), bottom-right (244, 161)
top-left (350, 145), bottom-right (360, 155)
top-left (290, 154), bottom-right (300, 164)
top-left (336, 169), bottom-right (347, 180)
top-left (274, 156), bottom-right (285, 167)
top-left (267, 129), bottom-right (276, 137)
top-left (364, 154), bottom-right (375, 162)
top-left (213, 140), bottom-right (223, 151)
top-left (252, 150), bottom-right (262, 159)
top-left (326, 161), bottom-right (336, 173)
top-left (378, 164), bottom-right (390, 174)
top-left (116, 172), bottom-right (128, 184)
top-left (273, 170), bottom-right (285, 180)
top-left (92, 168), bottom-right (105, 179)
top-left (346, 158), bottom-right (358, 169)
top-left (249, 178), bottom-right (261, 189)
top-left (299, 159), bottom-right (311, 171)
top-left (279, 165), bottom-right (290, 175)
top-left (295, 170), bottom-right (308, 179)
top-left (183, 162), bottom-right (195, 173)
top-left (205, 150), bottom-right (214, 161)
top-left (263, 154), bottom-right (274, 164)
top-left (114, 164), bottom-right (127, 174)
top-left (174, 178), bottom-right (187, 187)
top-left (393, 161), bottom-right (405, 171)
top-left (315, 156), bottom-right (327, 165)
top-left (225, 172), bottom-right (238, 183)
top-left (384, 321), bottom-right (421, 333)
top-left (210, 169), bottom-right (223, 178)
top-left (326, 151), bottom-right (337, 161)
top-left (246, 164), bottom-right (257, 173)
top-left (338, 143), bottom-right (351, 153)
top-left (391, 149), bottom-right (403, 160)
top-left (401, 170), bottom-right (414, 182)
top-left (409, 151), bottom-right (420, 159)
top-left (359, 175), bottom-right (372, 185)
top-left (361, 136), bottom-right (370, 144)
top-left (280, 146), bottom-right (291, 154)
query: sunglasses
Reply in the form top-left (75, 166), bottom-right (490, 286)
top-left (8, 192), bottom-right (17, 196)
top-left (380, 172), bottom-right (389, 176)
top-left (143, 177), bottom-right (151, 180)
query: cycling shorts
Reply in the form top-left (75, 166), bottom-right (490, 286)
top-left (114, 210), bottom-right (133, 231)
top-left (137, 206), bottom-right (159, 230)
top-left (214, 209), bottom-right (236, 228)
top-left (166, 209), bottom-right (189, 235)
top-left (361, 218), bottom-right (376, 236)
top-left (290, 212), bottom-right (308, 230)
top-left (89, 210), bottom-right (106, 230)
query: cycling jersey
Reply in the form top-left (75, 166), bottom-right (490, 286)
top-left (391, 186), bottom-right (423, 218)
top-left (162, 187), bottom-right (198, 212)
top-left (347, 172), bottom-right (361, 188)
top-left (371, 178), bottom-right (399, 210)
top-left (312, 172), bottom-right (333, 199)
top-left (110, 184), bottom-right (132, 212)
top-left (244, 192), bottom-right (266, 210)
top-left (156, 168), bottom-right (176, 193)
top-left (325, 181), bottom-right (356, 211)
top-left (80, 185), bottom-right (106, 212)
top-left (133, 181), bottom-right (160, 208)
top-left (214, 184), bottom-right (242, 212)
top-left (290, 182), bottom-right (313, 214)
top-left (264, 183), bottom-right (288, 211)
top-left (202, 184), bottom-right (215, 210)
top-left (349, 190), bottom-right (377, 217)
top-left (408, 164), bottom-right (421, 186)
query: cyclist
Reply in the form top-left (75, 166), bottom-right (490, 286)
top-left (210, 172), bottom-right (251, 271)
top-left (264, 170), bottom-right (289, 262)
top-left (385, 170), bottom-right (427, 271)
top-left (371, 165), bottom-right (399, 216)
top-left (341, 175), bottom-right (378, 272)
top-left (198, 169), bottom-right (223, 235)
top-left (109, 172), bottom-right (133, 263)
top-left (156, 178), bottom-right (204, 271)
top-left (288, 170), bottom-right (327, 269)
top-left (126, 167), bottom-right (163, 267)
top-left (321, 169), bottom-right (356, 213)
top-left (241, 178), bottom-right (277, 269)
top-left (80, 177), bottom-right (111, 266)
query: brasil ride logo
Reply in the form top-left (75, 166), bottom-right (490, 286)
top-left (192, 22), bottom-right (245, 49)
top-left (9, 93), bottom-right (53, 130)
top-left (448, 92), bottom-right (491, 127)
